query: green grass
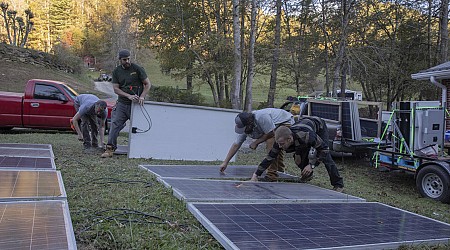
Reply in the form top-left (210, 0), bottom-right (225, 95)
top-left (0, 131), bottom-right (222, 249)
top-left (0, 131), bottom-right (449, 249)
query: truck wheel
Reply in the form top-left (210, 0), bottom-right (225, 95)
top-left (416, 165), bottom-right (450, 203)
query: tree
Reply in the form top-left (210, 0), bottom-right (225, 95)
top-left (267, 0), bottom-right (282, 107)
top-left (49, 0), bottom-right (73, 48)
top-left (0, 2), bottom-right (34, 47)
top-left (438, 0), bottom-right (448, 62)
top-left (282, 0), bottom-right (322, 95)
top-left (231, 0), bottom-right (242, 109)
top-left (332, 0), bottom-right (356, 98)
top-left (244, 0), bottom-right (257, 111)
top-left (349, 0), bottom-right (437, 108)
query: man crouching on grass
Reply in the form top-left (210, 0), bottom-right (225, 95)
top-left (250, 117), bottom-right (344, 192)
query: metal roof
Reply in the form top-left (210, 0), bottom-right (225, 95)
top-left (411, 61), bottom-right (450, 80)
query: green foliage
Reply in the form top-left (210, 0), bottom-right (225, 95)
top-left (49, 0), bottom-right (72, 41)
top-left (52, 43), bottom-right (85, 74)
top-left (148, 85), bottom-right (205, 106)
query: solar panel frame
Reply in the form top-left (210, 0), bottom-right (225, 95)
top-left (0, 147), bottom-right (54, 158)
top-left (0, 156), bottom-right (56, 170)
top-left (158, 178), bottom-right (364, 203)
top-left (0, 170), bottom-right (67, 201)
top-left (0, 143), bottom-right (52, 150)
top-left (114, 144), bottom-right (128, 155)
top-left (0, 200), bottom-right (77, 250)
top-left (140, 164), bottom-right (299, 180)
top-left (188, 202), bottom-right (450, 250)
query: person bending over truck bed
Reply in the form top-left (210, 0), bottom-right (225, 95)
top-left (72, 94), bottom-right (107, 152)
top-left (220, 108), bottom-right (294, 182)
top-left (101, 49), bottom-right (151, 158)
top-left (251, 117), bottom-right (344, 192)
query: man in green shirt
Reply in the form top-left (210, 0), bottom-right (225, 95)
top-left (101, 49), bottom-right (152, 158)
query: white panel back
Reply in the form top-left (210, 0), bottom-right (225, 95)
top-left (129, 101), bottom-right (241, 161)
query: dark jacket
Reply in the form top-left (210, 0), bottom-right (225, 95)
top-left (255, 117), bottom-right (328, 176)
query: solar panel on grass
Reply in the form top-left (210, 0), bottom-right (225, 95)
top-left (158, 178), bottom-right (364, 203)
top-left (0, 170), bottom-right (66, 201)
top-left (0, 143), bottom-right (52, 149)
top-left (0, 200), bottom-right (77, 250)
top-left (0, 147), bottom-right (54, 158)
top-left (140, 165), bottom-right (298, 180)
top-left (0, 156), bottom-right (56, 170)
top-left (188, 202), bottom-right (450, 250)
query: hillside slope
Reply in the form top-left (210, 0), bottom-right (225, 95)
top-left (0, 44), bottom-right (98, 95)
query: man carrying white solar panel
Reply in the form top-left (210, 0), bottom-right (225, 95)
top-left (72, 94), bottom-right (108, 153)
top-left (220, 108), bottom-right (294, 181)
top-left (251, 116), bottom-right (344, 192)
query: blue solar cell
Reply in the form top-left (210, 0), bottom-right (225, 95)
top-left (188, 202), bottom-right (450, 250)
top-left (141, 164), bottom-right (298, 180)
top-left (0, 147), bottom-right (53, 158)
top-left (310, 102), bottom-right (339, 121)
top-left (0, 156), bottom-right (55, 169)
top-left (160, 178), bottom-right (364, 203)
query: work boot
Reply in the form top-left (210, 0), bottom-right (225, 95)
top-left (101, 145), bottom-right (114, 158)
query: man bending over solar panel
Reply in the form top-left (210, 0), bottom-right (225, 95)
top-left (72, 94), bottom-right (108, 153)
top-left (220, 108), bottom-right (295, 182)
top-left (251, 116), bottom-right (345, 192)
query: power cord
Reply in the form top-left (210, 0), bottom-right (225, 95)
top-left (132, 104), bottom-right (152, 133)
top-left (129, 85), bottom-right (152, 134)
top-left (78, 208), bottom-right (186, 233)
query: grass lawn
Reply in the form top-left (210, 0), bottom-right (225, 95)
top-left (0, 130), bottom-right (449, 249)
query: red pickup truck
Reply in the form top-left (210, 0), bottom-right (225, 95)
top-left (0, 79), bottom-right (113, 130)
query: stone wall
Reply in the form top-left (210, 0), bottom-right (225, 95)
top-left (0, 43), bottom-right (74, 73)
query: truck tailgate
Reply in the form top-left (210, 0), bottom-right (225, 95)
top-left (0, 91), bottom-right (24, 127)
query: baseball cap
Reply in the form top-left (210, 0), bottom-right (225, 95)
top-left (235, 112), bottom-right (252, 134)
top-left (118, 49), bottom-right (131, 59)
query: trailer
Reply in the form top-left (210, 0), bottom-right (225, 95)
top-left (372, 101), bottom-right (450, 203)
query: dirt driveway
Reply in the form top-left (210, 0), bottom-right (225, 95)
top-left (94, 81), bottom-right (117, 100)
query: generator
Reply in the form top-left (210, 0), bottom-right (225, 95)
top-left (394, 101), bottom-right (444, 156)
top-left (372, 101), bottom-right (450, 203)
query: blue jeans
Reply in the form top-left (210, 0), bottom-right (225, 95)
top-left (106, 102), bottom-right (130, 149)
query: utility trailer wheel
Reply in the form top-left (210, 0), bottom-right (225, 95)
top-left (416, 165), bottom-right (450, 203)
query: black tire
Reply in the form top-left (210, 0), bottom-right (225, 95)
top-left (416, 165), bottom-right (450, 203)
